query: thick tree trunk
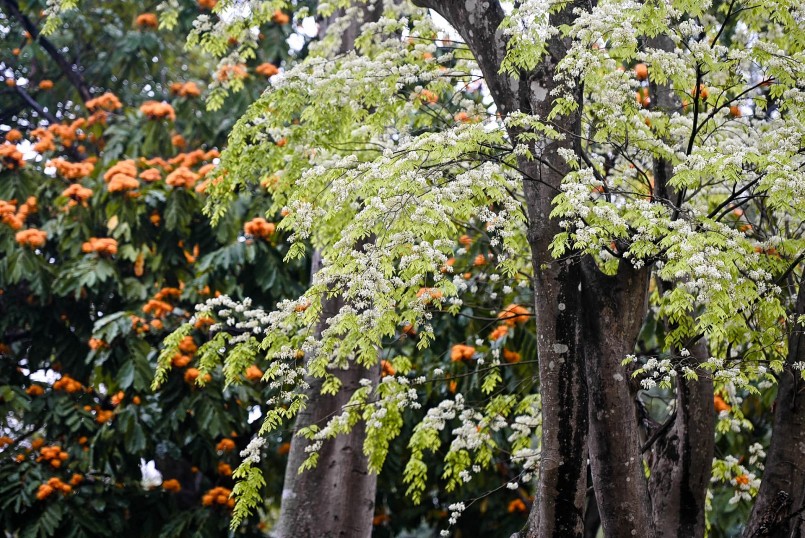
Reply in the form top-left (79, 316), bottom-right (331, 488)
top-left (412, 0), bottom-right (657, 535)
top-left (581, 261), bottom-right (654, 538)
top-left (275, 8), bottom-right (383, 535)
top-left (275, 250), bottom-right (381, 538)
top-left (644, 33), bottom-right (715, 536)
top-left (647, 340), bottom-right (714, 538)
top-left (744, 274), bottom-right (805, 538)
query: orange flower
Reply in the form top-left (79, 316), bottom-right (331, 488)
top-left (713, 395), bottom-right (730, 413)
top-left (136, 13), bottom-right (158, 28)
top-left (178, 335), bottom-right (198, 354)
top-left (0, 435), bottom-right (13, 448)
top-left (507, 498), bottom-right (527, 513)
top-left (26, 384), bottom-right (45, 396)
top-left (381, 359), bottom-right (396, 377)
top-left (272, 9), bottom-right (290, 24)
top-left (473, 253), bottom-right (487, 266)
top-left (216, 438), bottom-right (236, 452)
top-left (419, 89), bottom-right (438, 104)
top-left (165, 166), bottom-right (200, 188)
top-left (245, 365), bottom-right (263, 381)
top-left (217, 462), bottom-right (232, 476)
top-left (503, 349), bottom-right (521, 363)
top-left (498, 304), bottom-right (530, 326)
top-left (169, 81), bottom-right (202, 98)
top-left (140, 101), bottom-right (176, 121)
top-left (243, 217), bottom-right (276, 239)
top-left (184, 368), bottom-right (211, 384)
top-left (139, 168), bottom-right (162, 182)
top-left (489, 325), bottom-right (510, 341)
top-left (634, 63), bottom-right (648, 81)
top-left (197, 0), bottom-right (217, 9)
top-left (459, 234), bottom-right (472, 247)
top-left (69, 474), bottom-right (83, 486)
top-left (1, 142), bottom-right (26, 169)
top-left (86, 92), bottom-right (122, 112)
top-left (735, 474), bottom-right (749, 486)
top-left (49, 157), bottom-right (95, 180)
top-left (216, 63), bottom-right (248, 82)
top-left (82, 237), bottom-right (118, 256)
top-left (416, 287), bottom-right (443, 302)
top-left (171, 134), bottom-right (186, 149)
top-left (36, 484), bottom-right (54, 501)
top-left (15, 229), bottom-right (47, 248)
top-left (450, 344), bottom-right (475, 362)
top-left (53, 375), bottom-right (83, 393)
top-left (5, 129), bottom-right (22, 142)
top-left (162, 478), bottom-right (182, 492)
top-left (692, 84), bottom-right (709, 100)
top-left (62, 183), bottom-right (93, 203)
top-left (171, 353), bottom-right (192, 368)
top-left (202, 486), bottom-right (233, 507)
top-left (277, 442), bottom-right (291, 456)
top-left (38, 79), bottom-right (54, 90)
top-left (255, 62), bottom-right (279, 77)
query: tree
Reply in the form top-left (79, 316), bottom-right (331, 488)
top-left (176, 0), bottom-right (805, 536)
top-left (0, 1), bottom-right (309, 535)
top-left (13, 0), bottom-right (805, 537)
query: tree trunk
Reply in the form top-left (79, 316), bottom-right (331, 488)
top-left (744, 274), bottom-right (805, 538)
top-left (647, 340), bottom-right (714, 538)
top-left (275, 250), bottom-right (381, 538)
top-left (275, 8), bottom-right (383, 534)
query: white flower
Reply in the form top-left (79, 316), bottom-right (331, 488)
top-left (140, 459), bottom-right (162, 490)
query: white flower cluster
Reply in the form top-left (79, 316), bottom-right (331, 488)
top-left (239, 436), bottom-right (267, 465)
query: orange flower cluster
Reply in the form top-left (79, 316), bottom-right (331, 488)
top-left (244, 365), bottom-right (263, 381)
top-left (489, 325), bottom-right (510, 341)
top-left (92, 406), bottom-right (114, 424)
top-left (169, 81), bottom-right (202, 98)
top-left (39, 79), bottom-right (54, 90)
top-left (1, 142), bottom-right (25, 169)
top-left (473, 253), bottom-right (487, 266)
top-left (86, 92), bottom-right (122, 112)
top-left (735, 474), bottom-right (749, 486)
top-left (29, 127), bottom-right (55, 153)
top-left (36, 445), bottom-right (69, 468)
top-left (129, 315), bottom-right (162, 334)
top-left (136, 13), bottom-right (158, 28)
top-left (498, 304), bottom-right (530, 326)
top-left (218, 462), bottom-right (233, 476)
top-left (216, 64), bottom-right (248, 82)
top-left (255, 63), bottom-right (279, 77)
top-left (142, 299), bottom-right (173, 318)
top-left (1, 196), bottom-right (37, 230)
top-left (171, 353), bottom-right (192, 368)
top-left (634, 63), bottom-right (648, 81)
top-left (53, 374), bottom-right (83, 393)
top-left (184, 367), bottom-right (211, 384)
top-left (277, 442), bottom-right (291, 456)
top-left (5, 129), bottom-right (23, 142)
top-left (110, 391), bottom-right (125, 406)
top-left (713, 395), bottom-right (730, 413)
top-left (88, 338), bottom-right (107, 350)
top-left (272, 9), bottom-right (290, 24)
top-left (178, 335), bottom-right (198, 354)
top-left (503, 349), bottom-right (521, 363)
top-left (15, 228), bottom-right (47, 248)
top-left (26, 384), bottom-right (45, 396)
top-left (140, 101), bottom-right (176, 121)
top-left (381, 359), bottom-right (396, 377)
top-left (198, 0), bottom-right (218, 8)
top-left (202, 486), bottom-right (235, 508)
top-left (82, 237), bottom-right (118, 256)
top-left (416, 287), bottom-right (443, 301)
top-left (162, 478), bottom-right (182, 492)
top-left (0, 435), bottom-right (12, 448)
top-left (36, 477), bottom-right (73, 500)
top-left (171, 134), bottom-right (186, 149)
top-left (47, 118), bottom-right (87, 147)
top-left (49, 157), bottom-right (94, 180)
top-left (104, 159), bottom-right (139, 192)
top-left (450, 344), bottom-right (475, 362)
top-left (216, 438), bottom-right (236, 452)
top-left (62, 183), bottom-right (93, 204)
top-left (139, 168), bottom-right (162, 182)
top-left (507, 498), bottom-right (527, 513)
top-left (419, 89), bottom-right (438, 104)
top-left (243, 217), bottom-right (275, 239)
top-left (166, 166), bottom-right (200, 188)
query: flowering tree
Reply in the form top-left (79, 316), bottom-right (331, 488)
top-left (0, 1), bottom-right (309, 535)
top-left (31, 0), bottom-right (805, 536)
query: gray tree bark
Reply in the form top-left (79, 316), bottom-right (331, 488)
top-left (744, 272), bottom-right (805, 538)
top-left (274, 8), bottom-right (382, 537)
top-left (410, 0), bottom-right (654, 536)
